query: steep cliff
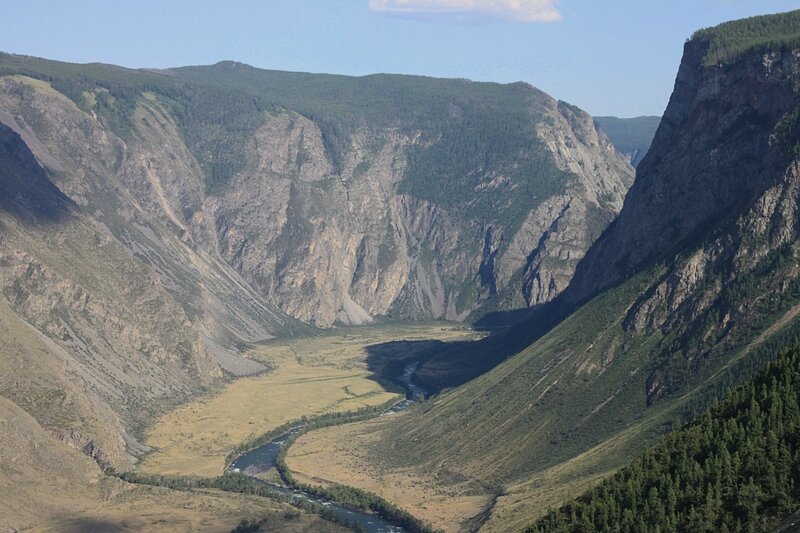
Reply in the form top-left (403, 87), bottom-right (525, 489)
top-left (0, 85), bottom-right (291, 469)
top-left (563, 11), bottom-right (800, 402)
top-left (0, 57), bottom-right (633, 327)
top-left (173, 63), bottom-right (634, 325)
top-left (206, 95), bottom-right (631, 326)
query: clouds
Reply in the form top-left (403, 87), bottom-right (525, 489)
top-left (368, 0), bottom-right (561, 23)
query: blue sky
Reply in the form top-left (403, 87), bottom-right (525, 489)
top-left (1, 0), bottom-right (798, 116)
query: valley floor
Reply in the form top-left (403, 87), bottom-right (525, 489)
top-left (138, 322), bottom-right (479, 478)
top-left (0, 393), bottom-right (344, 533)
top-left (286, 415), bottom-right (492, 532)
top-left (4, 322), bottom-right (479, 532)
top-left (31, 485), bottom-right (345, 533)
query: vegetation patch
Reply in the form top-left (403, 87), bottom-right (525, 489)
top-left (138, 323), bottom-right (478, 477)
top-left (693, 9), bottom-right (800, 66)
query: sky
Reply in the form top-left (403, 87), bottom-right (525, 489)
top-left (1, 0), bottom-right (798, 117)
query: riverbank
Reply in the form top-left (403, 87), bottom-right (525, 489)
top-left (223, 359), bottom-right (439, 532)
top-left (285, 415), bottom-right (493, 532)
top-left (138, 322), bottom-right (478, 478)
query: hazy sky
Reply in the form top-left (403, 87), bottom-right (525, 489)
top-left (1, 1), bottom-right (798, 116)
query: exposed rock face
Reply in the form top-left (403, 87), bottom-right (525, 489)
top-left (0, 77), bottom-right (294, 469)
top-left (342, 22), bottom-right (800, 532)
top-left (211, 99), bottom-right (632, 326)
top-left (0, 63), bottom-right (633, 334)
top-left (567, 41), bottom-right (800, 307)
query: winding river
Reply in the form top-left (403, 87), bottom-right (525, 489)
top-left (228, 360), bottom-right (428, 533)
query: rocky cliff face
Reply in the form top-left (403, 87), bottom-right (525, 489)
top-left (568, 40), bottom-right (800, 306)
top-left (563, 35), bottom-right (800, 400)
top-left (211, 98), bottom-right (632, 326)
top-left (0, 76), bottom-right (295, 469)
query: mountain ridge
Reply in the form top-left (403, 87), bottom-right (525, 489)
top-left (593, 115), bottom-right (660, 166)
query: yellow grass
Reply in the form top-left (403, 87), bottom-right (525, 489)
top-left (32, 484), bottom-right (345, 533)
top-left (287, 415), bottom-right (492, 533)
top-left (139, 322), bottom-right (479, 478)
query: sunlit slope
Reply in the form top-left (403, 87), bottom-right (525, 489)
top-left (0, 52), bottom-right (633, 326)
top-left (530, 342), bottom-right (800, 532)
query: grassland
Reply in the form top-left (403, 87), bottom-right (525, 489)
top-left (0, 391), bottom-right (341, 533)
top-left (33, 484), bottom-right (345, 533)
top-left (286, 414), bottom-right (492, 533)
top-left (138, 322), bottom-right (479, 478)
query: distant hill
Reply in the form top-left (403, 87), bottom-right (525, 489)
top-left (594, 115), bottom-right (661, 166)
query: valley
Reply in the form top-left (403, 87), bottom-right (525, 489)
top-left (138, 322), bottom-right (480, 479)
top-left (2, 6), bottom-right (800, 533)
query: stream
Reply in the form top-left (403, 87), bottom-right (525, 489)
top-left (228, 360), bottom-right (428, 533)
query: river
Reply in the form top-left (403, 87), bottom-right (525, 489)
top-left (228, 360), bottom-right (428, 533)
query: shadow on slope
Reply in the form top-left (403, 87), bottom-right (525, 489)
top-left (365, 302), bottom-right (561, 396)
top-left (0, 122), bottom-right (73, 224)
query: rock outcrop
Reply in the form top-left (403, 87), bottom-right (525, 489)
top-left (211, 102), bottom-right (632, 326)
top-left (563, 31), bottom-right (800, 400)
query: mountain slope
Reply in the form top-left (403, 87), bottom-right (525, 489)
top-left (290, 10), bottom-right (800, 531)
top-left (530, 341), bottom-right (800, 532)
top-left (173, 62), bottom-right (634, 324)
top-left (0, 54), bottom-right (632, 528)
top-left (0, 56), bottom-right (634, 458)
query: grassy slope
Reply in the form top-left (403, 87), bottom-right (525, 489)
top-left (284, 265), bottom-right (800, 531)
top-left (286, 414), bottom-right (493, 533)
top-left (0, 388), bottom-right (335, 533)
top-left (529, 342), bottom-right (800, 532)
top-left (281, 11), bottom-right (800, 530)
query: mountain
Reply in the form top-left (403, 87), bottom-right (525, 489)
top-left (169, 63), bottom-right (635, 325)
top-left (331, 9), bottom-right (800, 530)
top-left (0, 83), bottom-right (299, 471)
top-left (593, 115), bottom-right (661, 166)
top-left (0, 53), bottom-right (631, 527)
